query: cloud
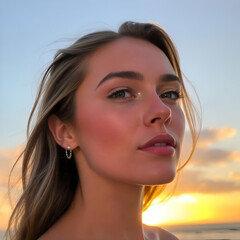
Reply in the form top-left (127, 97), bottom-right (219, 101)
top-left (176, 169), bottom-right (240, 195)
top-left (181, 126), bottom-right (240, 166)
top-left (197, 127), bottom-right (237, 148)
top-left (0, 147), bottom-right (25, 230)
top-left (182, 126), bottom-right (237, 149)
top-left (0, 191), bottom-right (12, 230)
top-left (176, 126), bottom-right (240, 194)
top-left (0, 146), bottom-right (23, 192)
top-left (230, 172), bottom-right (240, 180)
top-left (190, 148), bottom-right (240, 166)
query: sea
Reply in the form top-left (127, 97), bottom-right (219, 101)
top-left (165, 222), bottom-right (240, 240)
top-left (0, 222), bottom-right (239, 240)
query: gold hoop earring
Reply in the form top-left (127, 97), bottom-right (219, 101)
top-left (65, 146), bottom-right (72, 159)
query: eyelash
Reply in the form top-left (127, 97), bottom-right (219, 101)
top-left (160, 91), bottom-right (183, 101)
top-left (107, 88), bottom-right (183, 101)
top-left (107, 88), bottom-right (134, 99)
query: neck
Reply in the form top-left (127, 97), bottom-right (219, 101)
top-left (67, 176), bottom-right (145, 240)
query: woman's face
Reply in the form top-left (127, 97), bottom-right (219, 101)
top-left (73, 37), bottom-right (185, 185)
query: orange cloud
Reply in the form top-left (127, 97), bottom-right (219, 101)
top-left (180, 126), bottom-right (240, 167)
top-left (197, 127), bottom-right (237, 148)
top-left (177, 169), bottom-right (240, 194)
top-left (0, 146), bottom-right (23, 189)
top-left (189, 148), bottom-right (240, 166)
top-left (0, 146), bottom-right (24, 231)
top-left (230, 172), bottom-right (240, 180)
top-left (0, 191), bottom-right (11, 230)
top-left (176, 126), bottom-right (240, 195)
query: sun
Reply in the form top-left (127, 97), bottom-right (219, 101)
top-left (142, 194), bottom-right (199, 226)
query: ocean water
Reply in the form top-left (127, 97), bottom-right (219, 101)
top-left (0, 231), bottom-right (4, 240)
top-left (1, 222), bottom-right (239, 239)
top-left (165, 222), bottom-right (240, 240)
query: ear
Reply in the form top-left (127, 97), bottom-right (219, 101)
top-left (48, 114), bottom-right (78, 150)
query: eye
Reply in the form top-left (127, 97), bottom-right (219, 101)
top-left (160, 90), bottom-right (181, 101)
top-left (108, 88), bottom-right (133, 99)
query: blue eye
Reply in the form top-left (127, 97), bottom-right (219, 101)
top-left (160, 91), bottom-right (181, 100)
top-left (108, 89), bottom-right (132, 99)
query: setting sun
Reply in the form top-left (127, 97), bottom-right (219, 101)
top-left (143, 192), bottom-right (240, 226)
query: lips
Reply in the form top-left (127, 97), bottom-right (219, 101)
top-left (138, 134), bottom-right (176, 156)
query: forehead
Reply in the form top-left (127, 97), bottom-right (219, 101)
top-left (86, 37), bottom-right (176, 77)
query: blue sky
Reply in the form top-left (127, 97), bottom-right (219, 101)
top-left (1, 0), bottom-right (240, 150)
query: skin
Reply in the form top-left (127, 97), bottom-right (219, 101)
top-left (45, 37), bottom-right (184, 240)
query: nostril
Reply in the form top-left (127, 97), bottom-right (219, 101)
top-left (151, 117), bottom-right (161, 124)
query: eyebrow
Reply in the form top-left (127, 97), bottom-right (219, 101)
top-left (96, 71), bottom-right (180, 89)
top-left (96, 71), bottom-right (144, 89)
top-left (161, 74), bottom-right (181, 83)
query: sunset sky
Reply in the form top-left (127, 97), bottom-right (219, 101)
top-left (1, 0), bottom-right (240, 231)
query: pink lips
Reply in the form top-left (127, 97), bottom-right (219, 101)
top-left (138, 134), bottom-right (176, 156)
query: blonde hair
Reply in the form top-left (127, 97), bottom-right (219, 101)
top-left (6, 21), bottom-right (201, 240)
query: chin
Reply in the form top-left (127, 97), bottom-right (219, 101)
top-left (148, 176), bottom-right (176, 186)
top-left (141, 168), bottom-right (177, 186)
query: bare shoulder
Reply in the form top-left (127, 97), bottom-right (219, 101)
top-left (157, 227), bottom-right (179, 240)
top-left (37, 231), bottom-right (51, 240)
top-left (143, 224), bottom-right (179, 240)
top-left (37, 224), bottom-right (62, 240)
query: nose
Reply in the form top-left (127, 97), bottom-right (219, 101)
top-left (143, 94), bottom-right (172, 127)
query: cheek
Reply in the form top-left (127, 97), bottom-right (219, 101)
top-left (77, 109), bottom-right (115, 147)
top-left (74, 102), bottom-right (141, 179)
top-left (74, 103), bottom-right (137, 161)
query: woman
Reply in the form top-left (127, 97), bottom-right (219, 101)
top-left (6, 21), bottom-right (200, 240)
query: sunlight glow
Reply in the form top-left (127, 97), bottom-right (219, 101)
top-left (142, 194), bottom-right (199, 225)
top-left (175, 194), bottom-right (197, 204)
top-left (143, 193), bottom-right (240, 226)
